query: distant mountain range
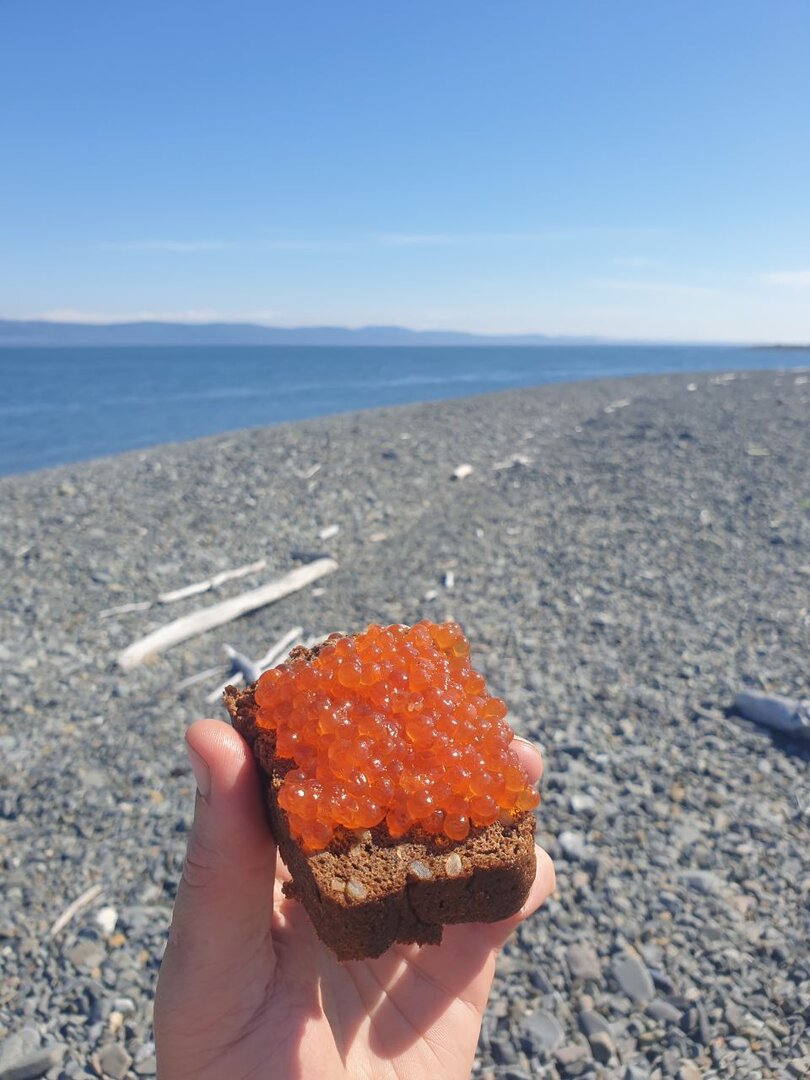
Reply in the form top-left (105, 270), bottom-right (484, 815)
top-left (0, 318), bottom-right (608, 347)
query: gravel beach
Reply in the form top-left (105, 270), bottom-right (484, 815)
top-left (1, 370), bottom-right (808, 1080)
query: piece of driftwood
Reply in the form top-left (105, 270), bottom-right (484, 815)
top-left (48, 883), bottom-right (104, 938)
top-left (732, 691), bottom-right (810, 740)
top-left (205, 626), bottom-right (306, 703)
top-left (256, 626), bottom-right (305, 669)
top-left (176, 663), bottom-right (228, 691)
top-left (99, 600), bottom-right (153, 619)
top-left (118, 559), bottom-right (337, 671)
top-left (158, 558), bottom-right (267, 604)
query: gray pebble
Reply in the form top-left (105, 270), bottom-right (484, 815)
top-left (558, 830), bottom-right (588, 860)
top-left (612, 952), bottom-right (655, 1003)
top-left (0, 1030), bottom-right (41, 1071)
top-left (519, 1009), bottom-right (564, 1052)
top-left (94, 1044), bottom-right (131, 1080)
top-left (578, 1010), bottom-right (612, 1039)
top-left (555, 1043), bottom-right (590, 1066)
top-left (588, 1030), bottom-right (615, 1065)
top-left (676, 1064), bottom-right (702, 1080)
top-left (0, 1046), bottom-right (65, 1080)
top-left (66, 942), bottom-right (105, 970)
top-left (647, 999), bottom-right (683, 1025)
top-left (566, 943), bottom-right (601, 983)
top-left (681, 870), bottom-right (723, 895)
top-left (569, 793), bottom-right (597, 815)
top-left (489, 1033), bottom-right (518, 1065)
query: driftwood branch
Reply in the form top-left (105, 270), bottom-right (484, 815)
top-left (48, 883), bottom-right (104, 938)
top-left (176, 663), bottom-right (228, 691)
top-left (158, 558), bottom-right (267, 604)
top-left (205, 627), bottom-right (305, 704)
top-left (118, 559), bottom-right (337, 671)
top-left (732, 691), bottom-right (810, 740)
top-left (99, 600), bottom-right (153, 619)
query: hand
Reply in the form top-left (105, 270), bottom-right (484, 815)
top-left (154, 719), bottom-right (555, 1080)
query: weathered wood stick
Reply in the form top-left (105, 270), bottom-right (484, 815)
top-left (118, 559), bottom-right (337, 671)
top-left (176, 663), bottom-right (228, 691)
top-left (256, 626), bottom-right (305, 669)
top-left (204, 626), bottom-right (305, 704)
top-left (732, 690), bottom-right (810, 740)
top-left (48, 883), bottom-right (104, 938)
top-left (99, 600), bottom-right (153, 618)
top-left (158, 558), bottom-right (267, 604)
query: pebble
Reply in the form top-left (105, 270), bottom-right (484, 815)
top-left (66, 942), bottom-right (106, 970)
top-left (519, 1009), bottom-right (564, 1052)
top-left (588, 1030), bottom-right (615, 1065)
top-left (0, 1030), bottom-right (40, 1071)
top-left (94, 1044), bottom-right (132, 1080)
top-left (95, 907), bottom-right (118, 935)
top-left (676, 1064), bottom-right (702, 1080)
top-left (579, 1010), bottom-right (612, 1039)
top-left (646, 999), bottom-right (683, 1025)
top-left (566, 943), bottom-right (601, 983)
top-left (569, 793), bottom-right (597, 815)
top-left (555, 1043), bottom-right (590, 1066)
top-left (682, 870), bottom-right (723, 896)
top-left (612, 952), bottom-right (655, 1004)
top-left (558, 830), bottom-right (588, 861)
top-left (0, 1046), bottom-right (65, 1080)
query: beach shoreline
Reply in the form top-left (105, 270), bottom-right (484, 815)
top-left (1, 370), bottom-right (809, 1077)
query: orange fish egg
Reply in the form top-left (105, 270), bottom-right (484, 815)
top-left (254, 621), bottom-right (539, 851)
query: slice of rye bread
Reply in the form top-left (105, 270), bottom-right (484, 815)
top-left (224, 682), bottom-right (537, 961)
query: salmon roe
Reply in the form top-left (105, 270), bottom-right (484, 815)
top-left (254, 621), bottom-right (539, 852)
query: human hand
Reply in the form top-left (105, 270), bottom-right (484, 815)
top-left (154, 719), bottom-right (555, 1080)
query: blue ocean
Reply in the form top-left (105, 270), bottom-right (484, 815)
top-left (0, 344), bottom-right (805, 476)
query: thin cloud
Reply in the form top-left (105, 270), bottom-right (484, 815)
top-left (593, 278), bottom-right (714, 296)
top-left (612, 256), bottom-right (662, 269)
top-left (376, 233), bottom-right (459, 246)
top-left (761, 271), bottom-right (810, 289)
top-left (101, 240), bottom-right (231, 253)
top-left (378, 226), bottom-right (666, 247)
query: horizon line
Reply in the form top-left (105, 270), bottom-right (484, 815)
top-left (2, 314), bottom-right (809, 348)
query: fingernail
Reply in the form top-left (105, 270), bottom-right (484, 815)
top-left (186, 744), bottom-right (211, 799)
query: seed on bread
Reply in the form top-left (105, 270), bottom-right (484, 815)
top-left (407, 859), bottom-right (433, 881)
top-left (345, 879), bottom-right (368, 902)
top-left (444, 852), bottom-right (464, 877)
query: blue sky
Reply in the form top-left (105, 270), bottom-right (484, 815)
top-left (1, 1), bottom-right (809, 341)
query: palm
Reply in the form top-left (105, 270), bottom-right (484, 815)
top-left (207, 862), bottom-right (505, 1080)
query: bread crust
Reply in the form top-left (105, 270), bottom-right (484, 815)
top-left (224, 683), bottom-right (537, 961)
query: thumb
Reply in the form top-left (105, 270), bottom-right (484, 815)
top-left (158, 719), bottom-right (277, 994)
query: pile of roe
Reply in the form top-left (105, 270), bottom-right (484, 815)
top-left (254, 621), bottom-right (539, 852)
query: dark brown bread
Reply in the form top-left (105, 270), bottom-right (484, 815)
top-left (224, 683), bottom-right (537, 961)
